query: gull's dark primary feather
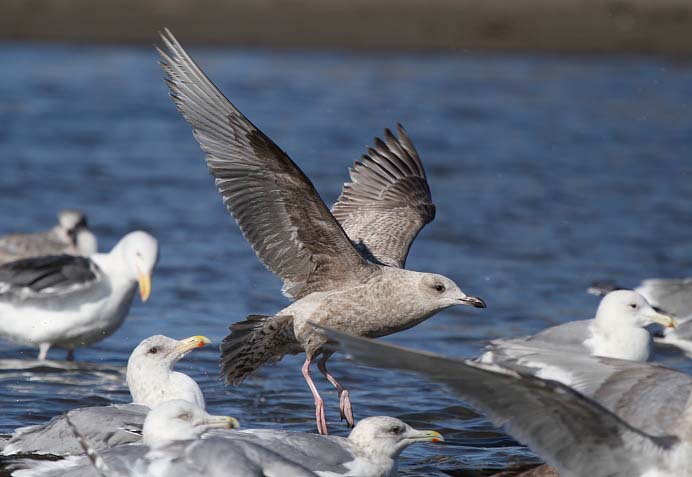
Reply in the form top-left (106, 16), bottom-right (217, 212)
top-left (157, 29), bottom-right (376, 300)
top-left (324, 329), bottom-right (678, 477)
top-left (0, 255), bottom-right (100, 297)
top-left (332, 125), bottom-right (435, 268)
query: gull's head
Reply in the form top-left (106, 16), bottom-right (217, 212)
top-left (142, 400), bottom-right (239, 448)
top-left (418, 273), bottom-right (486, 311)
top-left (57, 210), bottom-right (96, 253)
top-left (114, 231), bottom-right (159, 302)
top-left (57, 209), bottom-right (87, 232)
top-left (596, 290), bottom-right (677, 329)
top-left (348, 416), bottom-right (443, 459)
top-left (127, 334), bottom-right (211, 405)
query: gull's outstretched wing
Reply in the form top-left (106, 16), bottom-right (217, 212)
top-left (158, 29), bottom-right (375, 300)
top-left (638, 278), bottom-right (692, 318)
top-left (332, 125), bottom-right (435, 268)
top-left (324, 329), bottom-right (676, 477)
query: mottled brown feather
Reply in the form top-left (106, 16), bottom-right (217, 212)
top-left (332, 125), bottom-right (435, 268)
top-left (157, 29), bottom-right (376, 300)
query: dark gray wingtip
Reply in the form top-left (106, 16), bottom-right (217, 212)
top-left (587, 280), bottom-right (623, 296)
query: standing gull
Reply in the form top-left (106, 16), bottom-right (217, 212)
top-left (326, 329), bottom-right (692, 477)
top-left (0, 231), bottom-right (158, 360)
top-left (482, 290), bottom-right (676, 364)
top-left (0, 210), bottom-right (97, 265)
top-left (2, 334), bottom-right (210, 456)
top-left (157, 29), bottom-right (485, 435)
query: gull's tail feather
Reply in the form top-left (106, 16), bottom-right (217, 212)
top-left (220, 314), bottom-right (298, 385)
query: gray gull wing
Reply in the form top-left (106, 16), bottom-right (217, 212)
top-left (211, 429), bottom-right (353, 474)
top-left (0, 231), bottom-right (70, 265)
top-left (152, 438), bottom-right (318, 477)
top-left (0, 255), bottom-right (104, 302)
top-left (2, 403), bottom-right (149, 456)
top-left (157, 29), bottom-right (375, 300)
top-left (637, 278), bottom-right (692, 318)
top-left (331, 124), bottom-right (435, 268)
top-left (477, 345), bottom-right (692, 436)
top-left (22, 438), bottom-right (320, 477)
top-left (485, 319), bottom-right (594, 355)
top-left (324, 329), bottom-right (679, 477)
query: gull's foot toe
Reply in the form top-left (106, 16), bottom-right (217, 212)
top-left (339, 390), bottom-right (354, 428)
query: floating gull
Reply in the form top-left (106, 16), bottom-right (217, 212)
top-left (590, 278), bottom-right (692, 358)
top-left (483, 290), bottom-right (676, 364)
top-left (0, 210), bottom-right (97, 265)
top-left (2, 334), bottom-right (210, 456)
top-left (0, 231), bottom-right (158, 360)
top-left (11, 401), bottom-right (321, 477)
top-left (214, 416), bottom-right (443, 477)
top-left (325, 328), bottom-right (692, 477)
top-left (157, 28), bottom-right (485, 435)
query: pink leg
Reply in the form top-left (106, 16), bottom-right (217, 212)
top-left (302, 356), bottom-right (328, 435)
top-left (318, 353), bottom-right (354, 428)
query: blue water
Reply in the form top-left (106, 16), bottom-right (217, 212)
top-left (1, 43), bottom-right (691, 475)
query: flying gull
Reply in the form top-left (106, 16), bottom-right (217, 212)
top-left (214, 416), bottom-right (443, 477)
top-left (10, 401), bottom-right (321, 477)
top-left (0, 230), bottom-right (158, 360)
top-left (2, 334), bottom-right (210, 456)
top-left (482, 290), bottom-right (676, 365)
top-left (0, 210), bottom-right (97, 265)
top-left (589, 277), bottom-right (692, 358)
top-left (157, 28), bottom-right (485, 435)
top-left (325, 329), bottom-right (692, 477)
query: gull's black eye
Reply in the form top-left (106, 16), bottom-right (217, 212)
top-left (435, 284), bottom-right (445, 293)
top-left (389, 425), bottom-right (404, 434)
top-left (148, 346), bottom-right (159, 354)
top-left (629, 303), bottom-right (637, 309)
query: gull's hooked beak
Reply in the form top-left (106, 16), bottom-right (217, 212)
top-left (459, 295), bottom-right (486, 309)
top-left (408, 429), bottom-right (444, 443)
top-left (138, 272), bottom-right (152, 302)
top-left (646, 309), bottom-right (677, 329)
top-left (202, 414), bottom-right (240, 430)
top-left (174, 335), bottom-right (212, 355)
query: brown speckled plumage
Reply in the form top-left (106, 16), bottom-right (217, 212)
top-left (158, 29), bottom-right (485, 434)
top-left (332, 124), bottom-right (435, 268)
top-left (0, 210), bottom-right (97, 265)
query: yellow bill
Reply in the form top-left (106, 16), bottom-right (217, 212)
top-left (174, 335), bottom-right (212, 355)
top-left (138, 273), bottom-right (152, 302)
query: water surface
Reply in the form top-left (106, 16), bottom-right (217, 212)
top-left (0, 43), bottom-right (691, 475)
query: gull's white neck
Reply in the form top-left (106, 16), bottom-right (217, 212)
top-left (585, 319), bottom-right (651, 361)
top-left (127, 360), bottom-right (205, 409)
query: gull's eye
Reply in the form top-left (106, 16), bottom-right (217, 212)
top-left (629, 303), bottom-right (638, 309)
top-left (389, 425), bottom-right (404, 434)
top-left (178, 413), bottom-right (189, 421)
top-left (148, 346), bottom-right (159, 354)
top-left (434, 284), bottom-right (445, 293)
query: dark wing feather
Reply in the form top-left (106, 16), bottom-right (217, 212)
top-left (157, 29), bottom-right (374, 300)
top-left (331, 125), bottom-right (435, 268)
top-left (324, 329), bottom-right (676, 477)
top-left (0, 255), bottom-right (100, 298)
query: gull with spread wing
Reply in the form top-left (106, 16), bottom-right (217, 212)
top-left (157, 29), bottom-right (485, 435)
